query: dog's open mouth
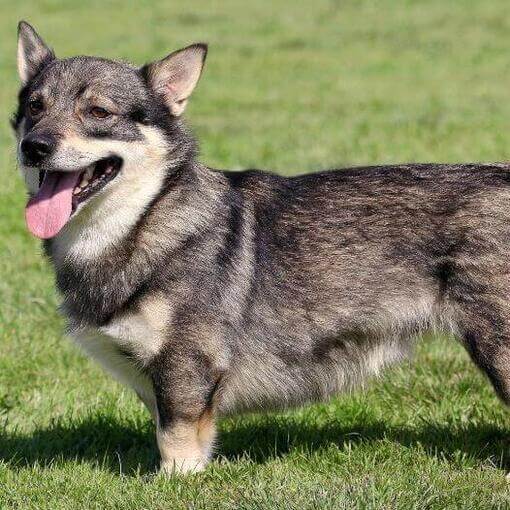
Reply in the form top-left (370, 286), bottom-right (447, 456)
top-left (36, 156), bottom-right (123, 208)
top-left (25, 157), bottom-right (123, 240)
top-left (72, 156), bottom-right (122, 207)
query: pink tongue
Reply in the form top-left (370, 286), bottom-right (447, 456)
top-left (25, 171), bottom-right (81, 239)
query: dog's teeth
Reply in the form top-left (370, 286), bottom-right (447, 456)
top-left (80, 178), bottom-right (89, 188)
top-left (85, 167), bottom-right (94, 180)
top-left (73, 187), bottom-right (81, 195)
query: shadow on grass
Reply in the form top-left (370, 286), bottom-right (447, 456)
top-left (0, 413), bottom-right (509, 475)
top-left (0, 415), bottom-right (159, 475)
top-left (220, 417), bottom-right (510, 469)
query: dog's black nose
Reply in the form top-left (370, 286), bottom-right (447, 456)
top-left (21, 134), bottom-right (56, 165)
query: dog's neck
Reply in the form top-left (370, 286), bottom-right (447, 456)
top-left (45, 159), bottom-right (227, 327)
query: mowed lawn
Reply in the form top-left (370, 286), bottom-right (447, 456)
top-left (1, 0), bottom-right (510, 508)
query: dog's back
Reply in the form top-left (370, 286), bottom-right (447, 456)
top-left (207, 163), bottom-right (510, 411)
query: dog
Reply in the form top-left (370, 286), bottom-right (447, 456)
top-left (13, 20), bottom-right (510, 475)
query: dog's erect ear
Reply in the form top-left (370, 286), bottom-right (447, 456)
top-left (17, 21), bottom-right (55, 85)
top-left (142, 43), bottom-right (208, 116)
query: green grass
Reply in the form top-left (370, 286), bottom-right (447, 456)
top-left (1, 0), bottom-right (510, 508)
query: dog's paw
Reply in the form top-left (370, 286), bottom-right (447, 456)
top-left (160, 457), bottom-right (207, 476)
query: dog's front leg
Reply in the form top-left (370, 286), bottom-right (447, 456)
top-left (156, 411), bottom-right (216, 475)
top-left (151, 348), bottom-right (219, 475)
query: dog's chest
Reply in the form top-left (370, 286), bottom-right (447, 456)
top-left (71, 322), bottom-right (150, 396)
top-left (80, 292), bottom-right (169, 360)
top-left (68, 295), bottom-right (170, 396)
top-left (98, 310), bottom-right (165, 363)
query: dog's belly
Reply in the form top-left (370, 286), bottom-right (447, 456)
top-left (218, 335), bottom-right (409, 414)
top-left (71, 323), bottom-right (408, 417)
top-left (70, 300), bottom-right (413, 417)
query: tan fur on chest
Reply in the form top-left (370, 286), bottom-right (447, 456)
top-left (69, 294), bottom-right (171, 416)
top-left (98, 293), bottom-right (171, 364)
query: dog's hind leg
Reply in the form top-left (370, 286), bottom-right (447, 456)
top-left (454, 296), bottom-right (510, 405)
top-left (445, 195), bottom-right (510, 404)
top-left (460, 331), bottom-right (510, 405)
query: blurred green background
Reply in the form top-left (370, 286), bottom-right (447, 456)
top-left (1, 1), bottom-right (510, 508)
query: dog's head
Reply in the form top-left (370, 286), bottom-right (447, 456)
top-left (13, 21), bottom-right (207, 240)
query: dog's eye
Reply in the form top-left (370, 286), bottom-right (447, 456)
top-left (90, 107), bottom-right (111, 119)
top-left (28, 99), bottom-right (44, 116)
